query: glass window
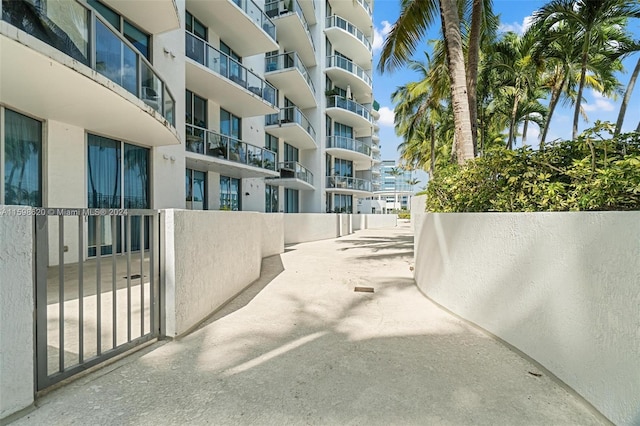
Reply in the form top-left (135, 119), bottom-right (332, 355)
top-left (333, 194), bottom-right (352, 213)
top-left (95, 19), bottom-right (138, 95)
top-left (283, 143), bottom-right (298, 162)
top-left (285, 188), bottom-right (299, 213)
top-left (89, 0), bottom-right (151, 60)
top-left (334, 158), bottom-right (353, 177)
top-left (265, 133), bottom-right (278, 154)
top-left (185, 11), bottom-right (207, 40)
top-left (186, 90), bottom-right (207, 127)
top-left (3, 109), bottom-right (42, 206)
top-left (124, 144), bottom-right (149, 209)
top-left (88, 0), bottom-right (120, 29)
top-left (265, 184), bottom-right (278, 212)
top-left (220, 109), bottom-right (241, 139)
top-left (334, 122), bottom-right (353, 138)
top-left (220, 176), bottom-right (240, 211)
top-left (124, 21), bottom-right (149, 59)
top-left (186, 168), bottom-right (207, 210)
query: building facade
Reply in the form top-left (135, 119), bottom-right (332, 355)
top-left (0, 0), bottom-right (377, 217)
top-left (362, 160), bottom-right (416, 213)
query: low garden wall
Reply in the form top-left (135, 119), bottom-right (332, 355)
top-left (413, 211), bottom-right (640, 426)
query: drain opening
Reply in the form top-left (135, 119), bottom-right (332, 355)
top-left (354, 286), bottom-right (374, 293)
top-left (123, 274), bottom-right (144, 279)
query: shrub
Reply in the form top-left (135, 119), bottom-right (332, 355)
top-left (426, 124), bottom-right (640, 212)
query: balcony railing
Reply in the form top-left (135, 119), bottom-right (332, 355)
top-left (186, 124), bottom-right (276, 171)
top-left (230, 0), bottom-right (277, 41)
top-left (326, 176), bottom-right (372, 192)
top-left (355, 0), bottom-right (373, 17)
top-left (326, 96), bottom-right (372, 123)
top-left (2, 0), bottom-right (176, 126)
top-left (265, 0), bottom-right (315, 50)
top-left (273, 161), bottom-right (314, 185)
top-left (265, 52), bottom-right (315, 95)
top-left (266, 106), bottom-right (316, 139)
top-left (185, 32), bottom-right (277, 107)
top-left (326, 136), bottom-right (371, 157)
top-left (325, 15), bottom-right (372, 53)
top-left (326, 56), bottom-right (372, 87)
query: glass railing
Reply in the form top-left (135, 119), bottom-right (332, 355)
top-left (185, 32), bottom-right (278, 107)
top-left (326, 176), bottom-right (372, 192)
top-left (265, 52), bottom-right (315, 95)
top-left (326, 56), bottom-right (372, 87)
top-left (265, 106), bottom-right (316, 140)
top-left (356, 0), bottom-right (373, 17)
top-left (265, 0), bottom-right (315, 51)
top-left (326, 136), bottom-right (371, 156)
top-left (230, 0), bottom-right (277, 41)
top-left (326, 96), bottom-right (372, 123)
top-left (2, 0), bottom-right (176, 126)
top-left (372, 152), bottom-right (381, 161)
top-left (186, 124), bottom-right (276, 171)
top-left (272, 161), bottom-right (314, 185)
top-left (325, 15), bottom-right (372, 53)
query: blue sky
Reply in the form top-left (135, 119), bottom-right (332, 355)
top-left (371, 0), bottom-right (640, 162)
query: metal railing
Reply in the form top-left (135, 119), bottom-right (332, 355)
top-left (326, 95), bottom-right (372, 123)
top-left (355, 0), bottom-right (373, 17)
top-left (230, 0), bottom-right (277, 41)
top-left (326, 135), bottom-right (371, 156)
top-left (326, 55), bottom-right (372, 87)
top-left (34, 209), bottom-right (159, 390)
top-left (265, 0), bottom-right (315, 51)
top-left (265, 106), bottom-right (316, 140)
top-left (271, 161), bottom-right (314, 185)
top-left (326, 176), bottom-right (372, 192)
top-left (325, 15), bottom-right (372, 53)
top-left (186, 124), bottom-right (277, 171)
top-left (2, 0), bottom-right (176, 126)
top-left (185, 32), bottom-right (278, 107)
top-left (265, 52), bottom-right (316, 95)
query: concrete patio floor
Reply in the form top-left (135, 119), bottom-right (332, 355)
top-left (13, 223), bottom-right (606, 425)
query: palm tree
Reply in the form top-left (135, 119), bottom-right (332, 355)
top-left (615, 56), bottom-right (640, 136)
top-left (531, 0), bottom-right (640, 140)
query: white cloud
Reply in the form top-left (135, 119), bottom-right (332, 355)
top-left (378, 106), bottom-right (395, 127)
top-left (582, 90), bottom-right (615, 112)
top-left (372, 20), bottom-right (392, 52)
top-left (498, 15), bottom-right (533, 35)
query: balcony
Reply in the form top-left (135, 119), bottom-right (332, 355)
top-left (324, 15), bottom-right (372, 68)
top-left (100, 0), bottom-right (180, 34)
top-left (265, 106), bottom-right (317, 150)
top-left (185, 125), bottom-right (278, 179)
top-left (0, 0), bottom-right (178, 147)
top-left (265, 53), bottom-right (316, 109)
top-left (326, 136), bottom-right (372, 168)
top-left (326, 96), bottom-right (372, 135)
top-left (185, 0), bottom-right (277, 57)
top-left (185, 32), bottom-right (278, 117)
top-left (265, 0), bottom-right (316, 66)
top-left (328, 0), bottom-right (372, 37)
top-left (325, 176), bottom-right (372, 196)
top-left (297, 0), bottom-right (317, 25)
top-left (325, 55), bottom-right (372, 104)
top-left (266, 161), bottom-right (315, 190)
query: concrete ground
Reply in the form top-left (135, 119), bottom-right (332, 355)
top-left (13, 223), bottom-right (605, 425)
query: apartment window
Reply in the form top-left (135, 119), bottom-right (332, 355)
top-left (284, 188), bottom-right (299, 213)
top-left (87, 134), bottom-right (149, 256)
top-left (334, 158), bottom-right (353, 177)
top-left (265, 133), bottom-right (278, 154)
top-left (186, 90), bottom-right (207, 128)
top-left (88, 0), bottom-right (151, 60)
top-left (220, 109), bottom-right (241, 139)
top-left (334, 122), bottom-right (353, 138)
top-left (220, 41), bottom-right (241, 62)
top-left (220, 176), bottom-right (240, 211)
top-left (333, 194), bottom-right (352, 213)
top-left (2, 108), bottom-right (42, 206)
top-left (186, 168), bottom-right (207, 210)
top-left (283, 143), bottom-right (298, 162)
top-left (185, 11), bottom-right (207, 40)
top-left (265, 184), bottom-right (278, 212)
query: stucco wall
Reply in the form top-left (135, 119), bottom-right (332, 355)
top-left (365, 214), bottom-right (397, 229)
top-left (284, 214), bottom-right (341, 244)
top-left (163, 210), bottom-right (263, 336)
top-left (352, 214), bottom-right (366, 231)
top-left (0, 211), bottom-right (34, 419)
top-left (261, 213), bottom-right (284, 257)
top-left (414, 212), bottom-right (640, 426)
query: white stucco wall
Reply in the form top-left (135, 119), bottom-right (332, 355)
top-left (283, 214), bottom-right (341, 244)
top-left (0, 211), bottom-right (34, 419)
top-left (414, 212), bottom-right (640, 426)
top-left (352, 214), bottom-right (366, 231)
top-left (365, 214), bottom-right (398, 229)
top-left (162, 210), bottom-right (263, 336)
top-left (261, 213), bottom-right (284, 258)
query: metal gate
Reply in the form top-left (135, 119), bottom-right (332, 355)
top-left (34, 209), bottom-right (160, 390)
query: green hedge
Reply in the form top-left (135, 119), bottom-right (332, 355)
top-left (426, 126), bottom-right (640, 212)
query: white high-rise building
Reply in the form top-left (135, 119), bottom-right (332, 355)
top-left (0, 0), bottom-right (377, 214)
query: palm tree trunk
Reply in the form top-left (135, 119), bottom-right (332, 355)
top-left (540, 78), bottom-right (564, 147)
top-left (507, 95), bottom-right (519, 149)
top-left (430, 123), bottom-right (436, 178)
top-left (573, 43), bottom-right (590, 140)
top-left (440, 0), bottom-right (475, 164)
top-left (522, 118), bottom-right (529, 146)
top-left (466, 0), bottom-right (482, 156)
top-left (615, 57), bottom-right (640, 136)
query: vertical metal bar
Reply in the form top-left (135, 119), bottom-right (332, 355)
top-left (126, 214), bottom-right (132, 342)
top-left (149, 213), bottom-right (156, 334)
top-left (78, 213), bottom-right (84, 363)
top-left (96, 215), bottom-right (102, 355)
top-left (35, 215), bottom-right (49, 388)
top-left (140, 214), bottom-right (145, 335)
top-left (111, 215), bottom-right (117, 349)
top-left (58, 215), bottom-right (65, 372)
